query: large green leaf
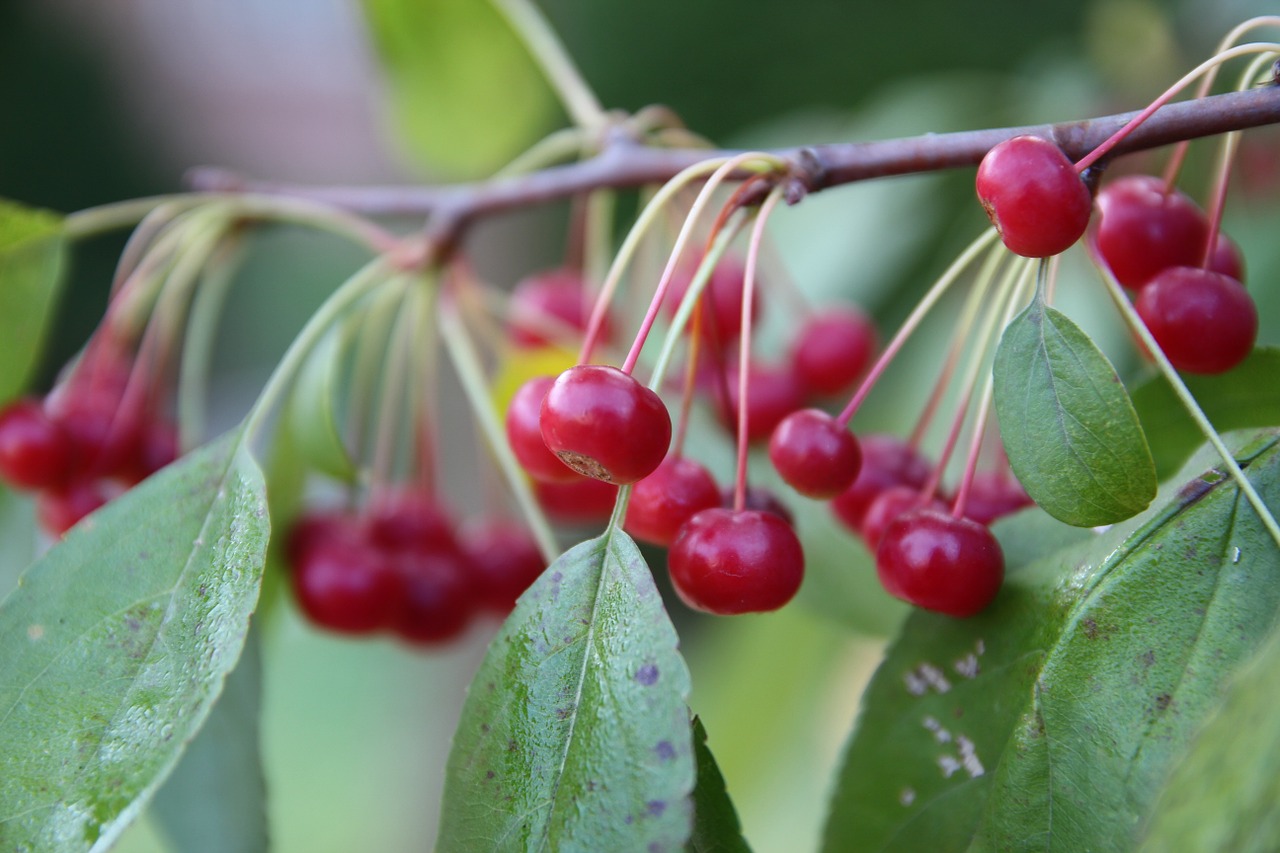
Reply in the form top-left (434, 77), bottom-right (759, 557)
top-left (822, 430), bottom-right (1280, 853)
top-left (1132, 347), bottom-right (1280, 479)
top-left (149, 628), bottom-right (267, 853)
top-left (0, 431), bottom-right (269, 852)
top-left (0, 198), bottom-right (67, 402)
top-left (993, 297), bottom-right (1156, 526)
top-left (687, 717), bottom-right (751, 853)
top-left (437, 530), bottom-right (695, 852)
top-left (1136, 623), bottom-right (1280, 852)
top-left (361, 0), bottom-right (557, 177)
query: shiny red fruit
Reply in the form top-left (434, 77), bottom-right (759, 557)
top-left (460, 518), bottom-right (547, 613)
top-left (1135, 266), bottom-right (1257, 374)
top-left (961, 470), bottom-right (1034, 525)
top-left (666, 255), bottom-right (758, 349)
top-left (533, 476), bottom-right (619, 525)
top-left (669, 508), bottom-right (804, 615)
top-left (390, 543), bottom-right (477, 645)
top-left (507, 267), bottom-right (610, 349)
top-left (367, 489), bottom-right (457, 552)
top-left (790, 307), bottom-right (877, 397)
top-left (292, 535), bottom-right (404, 634)
top-left (625, 456), bottom-right (721, 547)
top-left (1091, 175), bottom-right (1209, 288)
top-left (831, 434), bottom-right (933, 532)
top-left (540, 365), bottom-right (671, 484)
top-left (507, 376), bottom-right (582, 483)
top-left (875, 508), bottom-right (1004, 618)
top-left (859, 485), bottom-right (948, 552)
top-left (768, 409), bottom-right (862, 499)
top-left (0, 398), bottom-right (72, 490)
top-left (714, 362), bottom-right (806, 444)
top-left (976, 135), bottom-right (1092, 258)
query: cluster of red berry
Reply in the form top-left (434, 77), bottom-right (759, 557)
top-left (0, 347), bottom-right (177, 536)
top-left (288, 492), bottom-right (544, 645)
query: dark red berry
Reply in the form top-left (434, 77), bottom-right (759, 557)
top-left (36, 478), bottom-right (126, 537)
top-left (507, 267), bottom-right (610, 349)
top-left (975, 135), bottom-right (1092, 258)
top-left (0, 398), bottom-right (72, 490)
top-left (625, 456), bottom-right (720, 547)
top-left (390, 543), bottom-right (477, 645)
top-left (666, 255), bottom-right (759, 349)
top-left (789, 307), bottom-right (877, 397)
top-left (460, 518), bottom-right (547, 613)
top-left (1208, 232), bottom-right (1246, 283)
top-left (286, 509), bottom-right (363, 567)
top-left (367, 489), bottom-right (457, 552)
top-left (668, 508), bottom-right (804, 615)
top-left (1092, 175), bottom-right (1209, 288)
top-left (721, 485), bottom-right (795, 527)
top-left (859, 485), bottom-right (948, 552)
top-left (507, 376), bottom-right (582, 483)
top-left (540, 364), bottom-right (671, 484)
top-left (875, 508), bottom-right (1004, 617)
top-left (713, 362), bottom-right (806, 444)
top-left (292, 535), bottom-right (404, 634)
top-left (768, 409), bottom-right (862, 499)
top-left (533, 476), bottom-right (619, 525)
top-left (961, 470), bottom-right (1034, 525)
top-left (830, 434), bottom-right (932, 532)
top-left (118, 419), bottom-right (179, 484)
top-left (1135, 266), bottom-right (1257, 374)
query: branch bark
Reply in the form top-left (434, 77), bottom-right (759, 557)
top-left (188, 84), bottom-right (1280, 223)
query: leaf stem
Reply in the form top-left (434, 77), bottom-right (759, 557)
top-left (1097, 270), bottom-right (1280, 548)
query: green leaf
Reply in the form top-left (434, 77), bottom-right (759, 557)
top-left (0, 198), bottom-right (67, 402)
top-left (361, 0), bottom-right (557, 177)
top-left (0, 431), bottom-right (269, 852)
top-left (993, 297), bottom-right (1156, 526)
top-left (284, 325), bottom-right (355, 482)
top-left (437, 530), bottom-right (695, 852)
top-left (1132, 347), bottom-right (1280, 479)
top-left (1137, 624), bottom-right (1280, 853)
top-left (687, 717), bottom-right (752, 853)
top-left (822, 430), bottom-right (1280, 853)
top-left (149, 627), bottom-right (267, 853)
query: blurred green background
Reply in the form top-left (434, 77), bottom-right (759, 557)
top-left (2, 0), bottom-right (1277, 850)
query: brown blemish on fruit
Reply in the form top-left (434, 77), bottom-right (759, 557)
top-left (555, 450), bottom-right (613, 483)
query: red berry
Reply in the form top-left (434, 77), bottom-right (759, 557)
top-left (367, 489), bottom-right (457, 552)
top-left (460, 518), bottom-right (547, 613)
top-left (789, 307), bottom-right (877, 397)
top-left (36, 477), bottom-right (126, 537)
top-left (117, 419), bottom-right (179, 484)
top-left (961, 470), bottom-right (1034, 525)
top-left (390, 542), bottom-right (477, 645)
top-left (1208, 232), bottom-right (1246, 284)
top-left (830, 434), bottom-right (933, 532)
top-left (1135, 266), bottom-right (1257, 374)
top-left (713, 362), bottom-right (806, 444)
top-left (506, 376), bottom-right (582, 483)
top-left (1091, 175), bottom-right (1209, 288)
top-left (540, 365), bottom-right (671, 484)
top-left (875, 508), bottom-right (1004, 617)
top-left (507, 267), bottom-right (610, 349)
top-left (768, 409), bottom-right (862, 499)
top-left (859, 485), bottom-right (948, 552)
top-left (666, 255), bottom-right (759, 349)
top-left (975, 135), bottom-right (1092, 257)
top-left (0, 398), bottom-right (72, 490)
top-left (720, 485), bottom-right (795, 527)
top-left (533, 476), bottom-right (619, 525)
top-left (286, 509), bottom-right (362, 567)
top-left (625, 456), bottom-right (720, 547)
top-left (668, 508), bottom-right (804, 615)
top-left (292, 534), bottom-right (403, 634)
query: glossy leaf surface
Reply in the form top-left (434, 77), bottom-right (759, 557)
top-left (0, 432), bottom-right (269, 851)
top-left (437, 530), bottom-right (694, 852)
top-left (0, 198), bottom-right (66, 402)
top-left (993, 297), bottom-right (1156, 526)
top-left (823, 431), bottom-right (1280, 853)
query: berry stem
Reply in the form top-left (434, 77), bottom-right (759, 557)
top-left (1096, 266), bottom-right (1280, 549)
top-left (1075, 42), bottom-right (1280, 174)
top-left (732, 187), bottom-right (785, 512)
top-left (618, 152), bottom-right (784, 375)
top-left (836, 228), bottom-right (1000, 430)
top-left (437, 289), bottom-right (560, 565)
top-left (177, 236), bottom-right (245, 450)
top-left (495, 127), bottom-right (589, 178)
top-left (489, 0), bottom-right (606, 129)
top-left (370, 280), bottom-right (421, 498)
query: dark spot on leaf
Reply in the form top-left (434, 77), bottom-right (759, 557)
top-left (1155, 693), bottom-right (1172, 711)
top-left (635, 664), bottom-right (659, 686)
top-left (550, 571), bottom-right (563, 583)
top-left (197, 584), bottom-right (207, 597)
top-left (647, 800), bottom-right (666, 817)
top-left (625, 814), bottom-right (634, 825)
top-left (480, 723), bottom-right (490, 734)
top-left (649, 843), bottom-right (664, 853)
top-left (564, 635), bottom-right (574, 644)
top-left (507, 739), bottom-right (518, 753)
top-left (1083, 618), bottom-right (1098, 639)
top-left (654, 740), bottom-right (676, 761)
top-left (1141, 650), bottom-right (1155, 667)
top-left (555, 706), bottom-right (575, 721)
top-left (486, 770), bottom-right (495, 780)
top-left (952, 707), bottom-right (964, 718)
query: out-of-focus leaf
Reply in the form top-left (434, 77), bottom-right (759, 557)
top-left (150, 629), bottom-right (267, 853)
top-left (0, 198), bottom-right (67, 402)
top-left (822, 430), bottom-right (1280, 852)
top-left (993, 296), bottom-right (1156, 526)
top-left (437, 530), bottom-right (694, 852)
top-left (360, 0), bottom-right (557, 177)
top-left (686, 717), bottom-right (751, 853)
top-left (1132, 347), bottom-right (1280, 478)
top-left (0, 431), bottom-right (269, 851)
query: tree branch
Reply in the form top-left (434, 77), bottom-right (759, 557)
top-left (188, 84), bottom-right (1280, 224)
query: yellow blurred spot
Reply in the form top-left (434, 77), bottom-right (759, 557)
top-left (489, 344), bottom-right (579, 418)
